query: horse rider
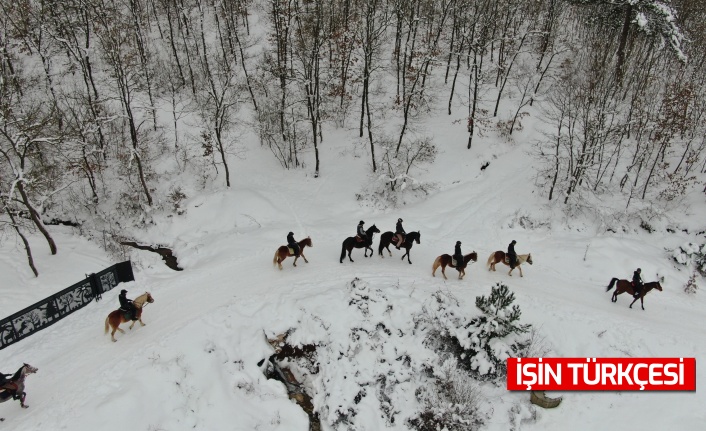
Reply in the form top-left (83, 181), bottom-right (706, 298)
top-left (395, 218), bottom-right (406, 249)
top-left (454, 241), bottom-right (463, 267)
top-left (287, 231), bottom-right (300, 257)
top-left (632, 268), bottom-right (643, 298)
top-left (507, 240), bottom-right (518, 269)
top-left (119, 289), bottom-right (137, 321)
top-left (356, 220), bottom-right (367, 243)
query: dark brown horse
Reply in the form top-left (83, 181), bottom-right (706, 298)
top-left (273, 237), bottom-right (313, 270)
top-left (432, 252), bottom-right (478, 280)
top-left (0, 363), bottom-right (38, 409)
top-left (105, 292), bottom-right (154, 342)
top-left (378, 231), bottom-right (421, 264)
top-left (606, 278), bottom-right (663, 310)
top-left (487, 251), bottom-right (532, 277)
top-left (340, 224), bottom-right (380, 263)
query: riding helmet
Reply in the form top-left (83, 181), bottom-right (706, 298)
top-left (289, 231), bottom-right (293, 235)
top-left (121, 289), bottom-right (127, 294)
top-left (511, 240), bottom-right (516, 244)
top-left (359, 220), bottom-right (365, 224)
top-left (398, 218), bottom-right (403, 222)
top-left (637, 268), bottom-right (641, 272)
top-left (456, 241), bottom-right (461, 245)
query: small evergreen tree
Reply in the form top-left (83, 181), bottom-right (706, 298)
top-left (459, 283), bottom-right (530, 380)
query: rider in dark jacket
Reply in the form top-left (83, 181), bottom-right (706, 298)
top-left (454, 241), bottom-right (463, 266)
top-left (395, 218), bottom-right (406, 249)
top-left (632, 268), bottom-right (643, 298)
top-left (119, 289), bottom-right (137, 321)
top-left (287, 232), bottom-right (300, 256)
top-left (357, 221), bottom-right (367, 243)
top-left (508, 240), bottom-right (518, 269)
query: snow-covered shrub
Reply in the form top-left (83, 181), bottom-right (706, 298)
top-left (672, 242), bottom-right (706, 277)
top-left (684, 272), bottom-right (698, 295)
top-left (421, 286), bottom-right (531, 381)
top-left (356, 136), bottom-right (438, 208)
top-left (408, 358), bottom-right (485, 431)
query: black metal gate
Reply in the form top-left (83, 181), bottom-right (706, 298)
top-left (0, 260), bottom-right (134, 350)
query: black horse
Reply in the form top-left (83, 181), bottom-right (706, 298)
top-left (340, 224), bottom-right (380, 263)
top-left (378, 231), bottom-right (421, 264)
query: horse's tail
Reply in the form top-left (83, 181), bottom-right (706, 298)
top-left (606, 277), bottom-right (619, 292)
top-left (273, 249), bottom-right (279, 266)
top-left (432, 256), bottom-right (441, 272)
top-left (104, 315), bottom-right (110, 334)
top-left (340, 241), bottom-right (347, 263)
top-left (486, 252), bottom-right (495, 269)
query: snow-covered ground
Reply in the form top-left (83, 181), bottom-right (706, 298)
top-left (1, 115), bottom-right (705, 430)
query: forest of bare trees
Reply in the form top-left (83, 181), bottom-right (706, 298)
top-left (1, 0), bottom-right (704, 274)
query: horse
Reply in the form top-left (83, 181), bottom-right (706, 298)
top-left (378, 231), bottom-right (421, 264)
top-left (104, 292), bottom-right (155, 342)
top-left (273, 237), bottom-right (313, 270)
top-left (0, 363), bottom-right (38, 409)
top-left (432, 252), bottom-right (478, 280)
top-left (487, 251), bottom-right (533, 277)
top-left (606, 278), bottom-right (663, 310)
top-left (340, 224), bottom-right (380, 263)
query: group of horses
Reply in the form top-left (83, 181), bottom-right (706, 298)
top-left (271, 228), bottom-right (663, 309)
top-left (272, 224), bottom-right (534, 281)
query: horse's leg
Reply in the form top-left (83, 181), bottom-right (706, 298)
top-left (301, 252), bottom-right (308, 263)
top-left (508, 266), bottom-right (513, 276)
top-left (629, 296), bottom-right (638, 309)
top-left (292, 255), bottom-right (298, 267)
top-left (403, 249), bottom-right (412, 264)
top-left (348, 247), bottom-right (354, 262)
top-left (441, 265), bottom-right (448, 280)
top-left (387, 245), bottom-right (392, 257)
top-left (111, 325), bottom-right (119, 342)
top-left (129, 320), bottom-right (136, 330)
top-left (519, 266), bottom-right (523, 277)
top-left (640, 296), bottom-right (645, 311)
top-left (19, 392), bottom-right (28, 408)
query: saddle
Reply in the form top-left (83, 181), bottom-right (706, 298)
top-left (120, 307), bottom-right (136, 321)
top-left (288, 247), bottom-right (296, 255)
top-left (392, 235), bottom-right (405, 245)
top-left (355, 235), bottom-right (365, 243)
top-left (451, 258), bottom-right (457, 267)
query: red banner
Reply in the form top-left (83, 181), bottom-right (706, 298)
top-left (506, 357), bottom-right (696, 391)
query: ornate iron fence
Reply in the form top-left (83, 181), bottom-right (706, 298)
top-left (0, 260), bottom-right (134, 350)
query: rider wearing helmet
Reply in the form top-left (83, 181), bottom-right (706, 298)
top-left (287, 231), bottom-right (300, 257)
top-left (507, 240), bottom-right (518, 269)
top-left (357, 221), bottom-right (367, 243)
top-left (632, 268), bottom-right (643, 298)
top-left (118, 289), bottom-right (137, 321)
top-left (454, 241), bottom-right (463, 267)
top-left (395, 218), bottom-right (406, 249)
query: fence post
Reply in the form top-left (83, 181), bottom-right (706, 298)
top-left (88, 273), bottom-right (102, 302)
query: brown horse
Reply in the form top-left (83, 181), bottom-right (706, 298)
top-left (104, 292), bottom-right (154, 342)
top-left (0, 363), bottom-right (38, 409)
top-left (487, 251), bottom-right (533, 277)
top-left (606, 278), bottom-right (663, 310)
top-left (432, 252), bottom-right (478, 280)
top-left (273, 237), bottom-right (313, 270)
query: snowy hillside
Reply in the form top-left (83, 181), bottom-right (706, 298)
top-left (1, 123), bottom-right (705, 430)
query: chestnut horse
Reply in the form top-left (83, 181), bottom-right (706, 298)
top-left (487, 251), bottom-right (533, 277)
top-left (273, 237), bottom-right (313, 270)
top-left (606, 278), bottom-right (663, 310)
top-left (432, 252), bottom-right (478, 280)
top-left (104, 292), bottom-right (154, 342)
top-left (0, 363), bottom-right (38, 409)
top-left (340, 224), bottom-right (380, 263)
top-left (378, 231), bottom-right (421, 264)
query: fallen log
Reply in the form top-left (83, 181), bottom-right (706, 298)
top-left (530, 391), bottom-right (562, 408)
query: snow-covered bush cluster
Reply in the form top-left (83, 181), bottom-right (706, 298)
top-left (275, 278), bottom-right (537, 430)
top-left (672, 243), bottom-right (706, 275)
top-left (422, 284), bottom-right (531, 381)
